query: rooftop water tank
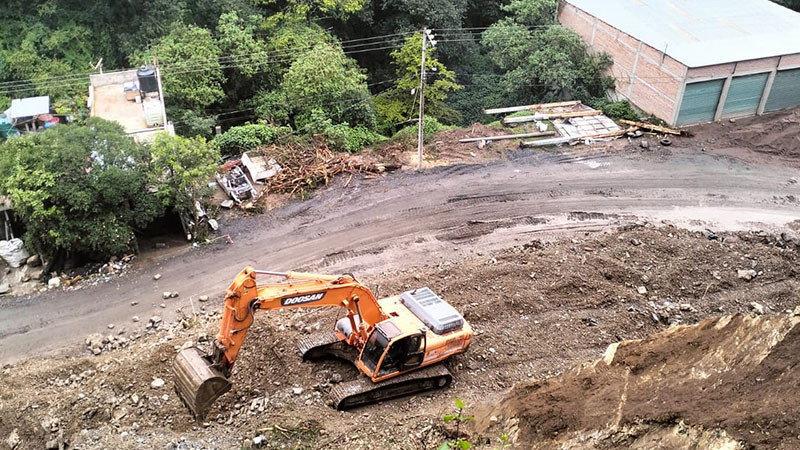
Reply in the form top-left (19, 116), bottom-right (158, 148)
top-left (137, 66), bottom-right (158, 95)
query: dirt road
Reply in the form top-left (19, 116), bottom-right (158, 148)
top-left (0, 149), bottom-right (798, 363)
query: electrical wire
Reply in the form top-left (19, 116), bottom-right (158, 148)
top-left (0, 32), bottom-right (416, 90)
top-left (0, 40), bottom-right (407, 95)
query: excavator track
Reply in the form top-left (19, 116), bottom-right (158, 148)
top-left (297, 332), bottom-right (341, 361)
top-left (330, 364), bottom-right (452, 410)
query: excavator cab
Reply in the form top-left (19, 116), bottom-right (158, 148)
top-left (359, 321), bottom-right (426, 380)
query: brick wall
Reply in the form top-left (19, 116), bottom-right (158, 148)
top-left (779, 53), bottom-right (800, 69)
top-left (558, 2), bottom-right (685, 123)
top-left (735, 57), bottom-right (780, 74)
top-left (687, 64), bottom-right (735, 81)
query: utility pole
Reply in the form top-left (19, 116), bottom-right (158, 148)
top-left (417, 28), bottom-right (437, 171)
top-left (416, 30), bottom-right (428, 171)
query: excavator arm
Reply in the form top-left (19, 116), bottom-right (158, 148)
top-left (174, 267), bottom-right (386, 420)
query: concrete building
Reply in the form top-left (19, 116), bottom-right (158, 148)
top-left (559, 0), bottom-right (800, 126)
top-left (88, 68), bottom-right (173, 143)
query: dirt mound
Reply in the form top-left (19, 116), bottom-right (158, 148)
top-left (477, 310), bottom-right (800, 449)
top-left (701, 109), bottom-right (800, 159)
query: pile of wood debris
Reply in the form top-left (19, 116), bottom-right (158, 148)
top-left (461, 100), bottom-right (685, 149)
top-left (257, 143), bottom-right (398, 196)
top-left (217, 141), bottom-right (401, 209)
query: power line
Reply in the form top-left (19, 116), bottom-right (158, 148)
top-left (0, 40), bottom-right (408, 95)
top-left (0, 32), bottom-right (415, 90)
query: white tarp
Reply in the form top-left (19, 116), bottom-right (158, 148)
top-left (7, 96), bottom-right (50, 119)
top-left (0, 238), bottom-right (30, 268)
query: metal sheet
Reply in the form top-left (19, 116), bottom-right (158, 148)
top-left (765, 68), bottom-right (800, 112)
top-left (721, 73), bottom-right (769, 119)
top-left (677, 79), bottom-right (724, 126)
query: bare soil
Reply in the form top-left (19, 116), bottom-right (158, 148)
top-left (1, 226), bottom-right (798, 449)
top-left (477, 311), bottom-right (800, 449)
top-left (368, 123), bottom-right (529, 169)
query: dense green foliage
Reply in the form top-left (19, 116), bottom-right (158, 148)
top-left (393, 116), bottom-right (455, 142)
top-left (214, 123), bottom-right (293, 154)
top-left (149, 134), bottom-right (221, 214)
top-left (588, 99), bottom-right (639, 121)
top-left (375, 33), bottom-right (462, 133)
top-left (0, 119), bottom-right (161, 259)
top-left (132, 24), bottom-right (226, 110)
top-left (482, 0), bottom-right (613, 105)
top-left (280, 44), bottom-right (376, 130)
top-left (314, 120), bottom-right (386, 152)
top-left (1, 0), bottom-right (616, 134)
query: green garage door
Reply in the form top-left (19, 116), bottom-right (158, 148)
top-left (721, 73), bottom-right (769, 119)
top-left (765, 68), bottom-right (800, 112)
top-left (677, 79), bottom-right (725, 125)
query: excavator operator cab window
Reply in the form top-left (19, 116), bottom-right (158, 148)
top-left (361, 328), bottom-right (390, 373)
top-left (376, 333), bottom-right (426, 377)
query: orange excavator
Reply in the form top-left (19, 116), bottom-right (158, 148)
top-left (174, 267), bottom-right (472, 420)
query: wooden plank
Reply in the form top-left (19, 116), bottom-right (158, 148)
top-left (620, 120), bottom-right (682, 136)
top-left (521, 127), bottom-right (635, 147)
top-left (483, 100), bottom-right (582, 115)
top-left (502, 110), bottom-right (603, 125)
top-left (458, 131), bottom-right (556, 143)
top-left (580, 127), bottom-right (637, 140)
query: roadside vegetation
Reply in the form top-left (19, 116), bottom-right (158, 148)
top-left (0, 119), bottom-right (219, 263)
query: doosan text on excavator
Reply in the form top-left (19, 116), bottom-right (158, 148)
top-left (173, 267), bottom-right (473, 420)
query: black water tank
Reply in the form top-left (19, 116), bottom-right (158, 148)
top-left (137, 66), bottom-right (158, 94)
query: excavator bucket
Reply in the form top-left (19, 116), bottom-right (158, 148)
top-left (173, 347), bottom-right (232, 421)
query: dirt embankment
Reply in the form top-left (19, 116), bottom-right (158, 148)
top-left (1, 225), bottom-right (799, 449)
top-left (477, 310), bottom-right (800, 450)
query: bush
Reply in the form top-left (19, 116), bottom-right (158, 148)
top-left (321, 123), bottom-right (386, 153)
top-left (393, 116), bottom-right (455, 142)
top-left (588, 99), bottom-right (639, 121)
top-left (214, 122), bottom-right (292, 154)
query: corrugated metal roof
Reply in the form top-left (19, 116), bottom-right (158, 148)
top-left (564, 0), bottom-right (800, 68)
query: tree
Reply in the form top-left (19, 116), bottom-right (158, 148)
top-left (148, 134), bottom-right (220, 234)
top-left (379, 0), bottom-right (468, 29)
top-left (482, 0), bottom-right (613, 104)
top-left (217, 12), bottom-right (269, 79)
top-left (253, 0), bottom-right (366, 21)
top-left (374, 33), bottom-right (462, 131)
top-left (133, 23), bottom-right (226, 110)
top-left (279, 43), bottom-right (376, 129)
top-left (0, 118), bottom-right (162, 261)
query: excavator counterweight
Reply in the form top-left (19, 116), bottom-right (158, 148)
top-left (173, 267), bottom-right (472, 421)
